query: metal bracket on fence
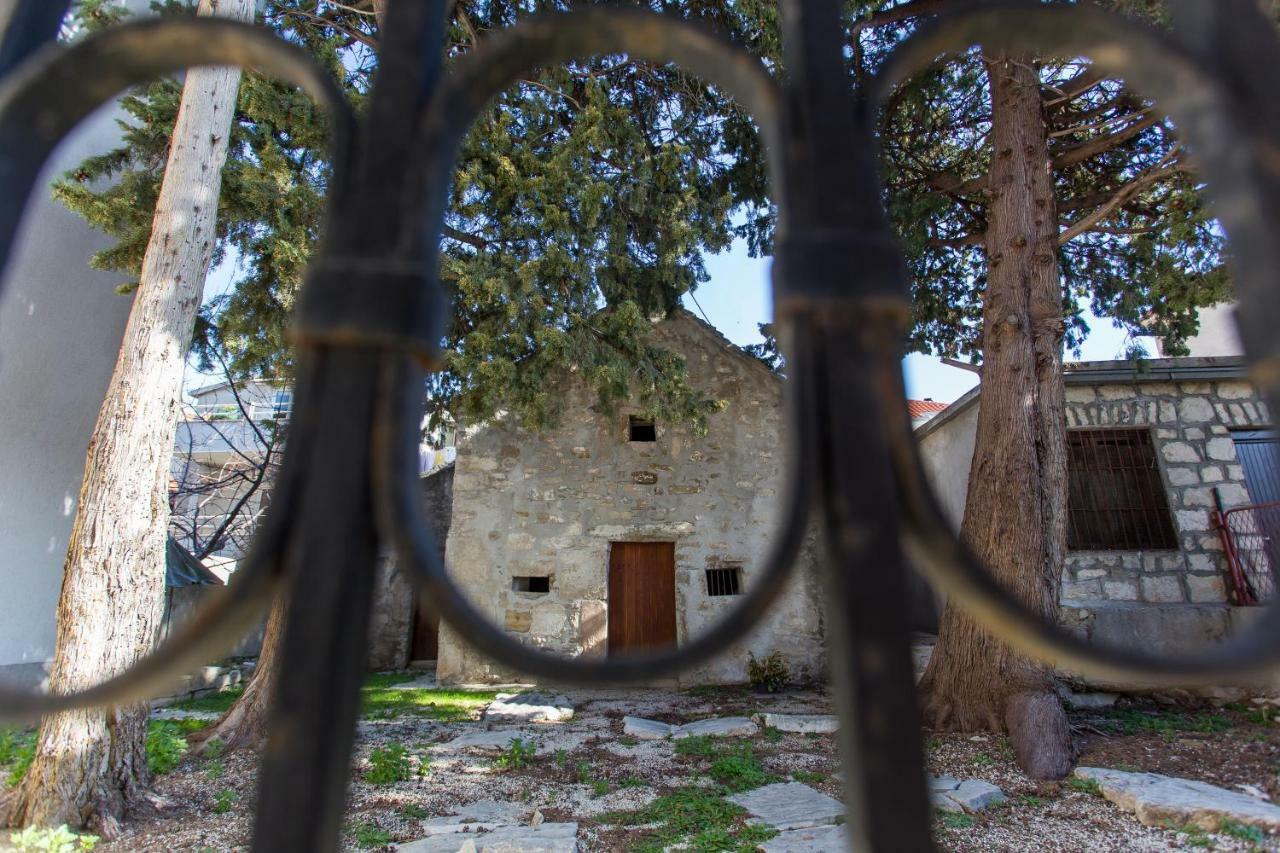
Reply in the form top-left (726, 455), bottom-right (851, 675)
top-left (0, 1), bottom-right (1278, 850)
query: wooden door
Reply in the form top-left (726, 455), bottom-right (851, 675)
top-left (607, 542), bottom-right (677, 654)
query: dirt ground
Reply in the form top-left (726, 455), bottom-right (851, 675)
top-left (10, 680), bottom-right (1280, 852)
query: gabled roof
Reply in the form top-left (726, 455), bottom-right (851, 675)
top-left (907, 399), bottom-right (949, 420)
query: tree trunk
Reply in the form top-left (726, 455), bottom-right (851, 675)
top-left (0, 0), bottom-right (252, 835)
top-left (917, 51), bottom-right (1074, 780)
top-left (187, 599), bottom-right (285, 755)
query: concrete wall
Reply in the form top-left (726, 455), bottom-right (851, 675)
top-left (0, 104), bottom-right (136, 685)
top-left (916, 393), bottom-right (978, 531)
top-left (438, 312), bottom-right (824, 685)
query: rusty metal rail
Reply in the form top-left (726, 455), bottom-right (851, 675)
top-left (1215, 498), bottom-right (1280, 606)
top-left (1, 1), bottom-right (1279, 850)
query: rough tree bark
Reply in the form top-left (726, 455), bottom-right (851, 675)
top-left (187, 600), bottom-right (285, 754)
top-left (917, 52), bottom-right (1075, 780)
top-left (0, 0), bottom-right (252, 835)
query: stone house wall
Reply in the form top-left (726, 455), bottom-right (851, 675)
top-left (437, 312), bottom-right (824, 685)
top-left (1060, 377), bottom-right (1271, 606)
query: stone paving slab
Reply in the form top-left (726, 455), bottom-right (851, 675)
top-left (397, 822), bottom-right (578, 852)
top-left (1076, 766), bottom-right (1280, 831)
top-left (484, 692), bottom-right (573, 723)
top-left (760, 823), bottom-right (849, 852)
top-left (758, 713), bottom-right (838, 734)
top-left (939, 779), bottom-right (1006, 813)
top-left (727, 782), bottom-right (845, 831)
top-left (419, 800), bottom-right (529, 835)
top-left (623, 716), bottom-right (673, 740)
top-left (673, 716), bottom-right (759, 739)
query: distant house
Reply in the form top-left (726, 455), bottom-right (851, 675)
top-left (916, 355), bottom-right (1276, 659)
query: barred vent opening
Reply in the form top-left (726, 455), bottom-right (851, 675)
top-left (512, 576), bottom-right (550, 593)
top-left (705, 567), bottom-right (742, 596)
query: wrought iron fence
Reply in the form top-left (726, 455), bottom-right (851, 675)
top-left (1, 1), bottom-right (1279, 850)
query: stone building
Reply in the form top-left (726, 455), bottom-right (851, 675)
top-left (916, 356), bottom-right (1277, 657)
top-left (434, 310), bottom-right (827, 685)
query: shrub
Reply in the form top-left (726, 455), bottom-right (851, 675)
top-left (9, 825), bottom-right (98, 852)
top-left (491, 738), bottom-right (536, 772)
top-left (746, 651), bottom-right (788, 693)
top-left (366, 744), bottom-right (412, 785)
top-left (146, 721), bottom-right (190, 776)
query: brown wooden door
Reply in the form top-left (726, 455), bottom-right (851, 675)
top-left (607, 542), bottom-right (677, 654)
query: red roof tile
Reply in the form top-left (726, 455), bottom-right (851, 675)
top-left (907, 399), bottom-right (949, 419)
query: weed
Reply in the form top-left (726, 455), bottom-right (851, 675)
top-left (1067, 776), bottom-right (1102, 796)
top-left (675, 735), bottom-right (719, 758)
top-left (708, 744), bottom-right (776, 793)
top-left (592, 779), bottom-right (610, 797)
top-left (349, 821), bottom-right (392, 849)
top-left (1170, 822), bottom-right (1214, 849)
top-left (416, 753), bottom-right (431, 778)
top-left (366, 744), bottom-right (411, 785)
top-left (792, 770), bottom-right (826, 785)
top-left (145, 721), bottom-right (190, 776)
top-left (939, 812), bottom-right (975, 830)
top-left (1219, 818), bottom-right (1265, 845)
top-left (576, 760), bottom-right (593, 784)
top-left (1099, 708), bottom-right (1232, 740)
top-left (762, 726), bottom-right (783, 743)
top-left (9, 825), bottom-right (98, 852)
top-left (203, 737), bottom-right (224, 759)
top-left (620, 776), bottom-right (648, 789)
top-left (618, 736), bottom-right (639, 747)
top-left (212, 788), bottom-right (236, 815)
top-left (1017, 794), bottom-right (1047, 808)
top-left (971, 752), bottom-right (994, 767)
top-left (206, 759), bottom-right (224, 782)
top-left (1, 727), bottom-right (37, 788)
top-left (398, 803), bottom-right (428, 820)
top-left (926, 737), bottom-right (942, 751)
top-left (554, 748), bottom-right (569, 768)
top-left (746, 651), bottom-right (788, 693)
top-left (491, 738), bottom-right (536, 772)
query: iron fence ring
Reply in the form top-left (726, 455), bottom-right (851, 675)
top-left (0, 18), bottom-right (352, 718)
top-left (874, 1), bottom-right (1280, 683)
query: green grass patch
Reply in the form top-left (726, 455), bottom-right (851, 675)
top-left (620, 776), bottom-right (648, 789)
top-left (1017, 794), bottom-right (1047, 808)
top-left (1, 727), bottom-right (37, 788)
top-left (349, 821), bottom-right (392, 849)
top-left (792, 770), bottom-right (826, 785)
top-left (598, 786), bottom-right (778, 852)
top-left (1219, 818), bottom-right (1265, 845)
top-left (939, 812), bottom-right (975, 830)
top-left (1099, 708), bottom-right (1232, 740)
top-left (675, 735), bottom-right (720, 758)
top-left (762, 726), bottom-right (783, 743)
top-left (169, 688), bottom-right (243, 714)
top-left (212, 788), bottom-right (236, 815)
top-left (397, 803), bottom-right (428, 820)
top-left (1067, 776), bottom-right (1103, 796)
top-left (359, 673), bottom-right (496, 722)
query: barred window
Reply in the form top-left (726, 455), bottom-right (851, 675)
top-left (705, 567), bottom-right (742, 596)
top-left (1067, 428), bottom-right (1178, 550)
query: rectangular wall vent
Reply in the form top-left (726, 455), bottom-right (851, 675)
top-left (512, 576), bottom-right (551, 593)
top-left (705, 567), bottom-right (742, 596)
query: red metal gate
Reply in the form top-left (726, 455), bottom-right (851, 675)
top-left (1214, 498), bottom-right (1280, 605)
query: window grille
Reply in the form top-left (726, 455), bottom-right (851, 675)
top-left (1067, 428), bottom-right (1178, 550)
top-left (705, 566), bottom-right (742, 596)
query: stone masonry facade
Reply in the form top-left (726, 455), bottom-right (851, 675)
top-left (437, 311), bottom-right (824, 685)
top-left (1060, 376), bottom-right (1271, 607)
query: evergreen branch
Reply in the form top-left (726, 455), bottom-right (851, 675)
top-left (1049, 112), bottom-right (1161, 170)
top-left (1057, 159), bottom-right (1185, 245)
top-left (849, 0), bottom-right (950, 35)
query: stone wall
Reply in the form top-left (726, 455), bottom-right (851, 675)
top-left (1060, 379), bottom-right (1270, 605)
top-left (438, 312), bottom-right (824, 685)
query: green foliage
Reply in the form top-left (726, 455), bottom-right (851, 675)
top-left (1218, 818), bottom-right (1266, 845)
top-left (599, 786), bottom-right (777, 852)
top-left (575, 760), bottom-right (594, 784)
top-left (212, 788), bottom-right (237, 814)
top-left (708, 743), bottom-right (775, 792)
top-left (1099, 707), bottom-right (1232, 741)
top-left (366, 744), bottom-right (412, 785)
top-left (675, 735), bottom-right (720, 758)
top-left (397, 804), bottom-right (428, 820)
top-left (553, 748), bottom-right (569, 768)
top-left (746, 651), bottom-right (788, 693)
top-left (8, 825), bottom-right (98, 853)
top-left (1067, 776), bottom-right (1103, 796)
top-left (491, 738), bottom-right (536, 772)
top-left (0, 727), bottom-right (36, 788)
top-left (349, 821), bottom-right (393, 849)
top-left (792, 770), bottom-right (826, 784)
top-left (145, 721), bottom-right (191, 776)
top-left (1017, 794), bottom-right (1047, 808)
top-left (762, 726), bottom-right (783, 743)
top-left (620, 776), bottom-right (648, 789)
top-left (592, 779), bottom-right (610, 797)
top-left (359, 673), bottom-right (496, 722)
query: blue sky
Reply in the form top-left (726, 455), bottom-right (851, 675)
top-left (683, 238), bottom-right (1153, 404)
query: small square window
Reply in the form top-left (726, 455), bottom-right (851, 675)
top-left (705, 567), bottom-right (741, 596)
top-left (512, 576), bottom-right (550, 593)
top-left (629, 416), bottom-right (656, 442)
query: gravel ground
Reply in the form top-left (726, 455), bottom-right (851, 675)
top-left (69, 686), bottom-right (1280, 852)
